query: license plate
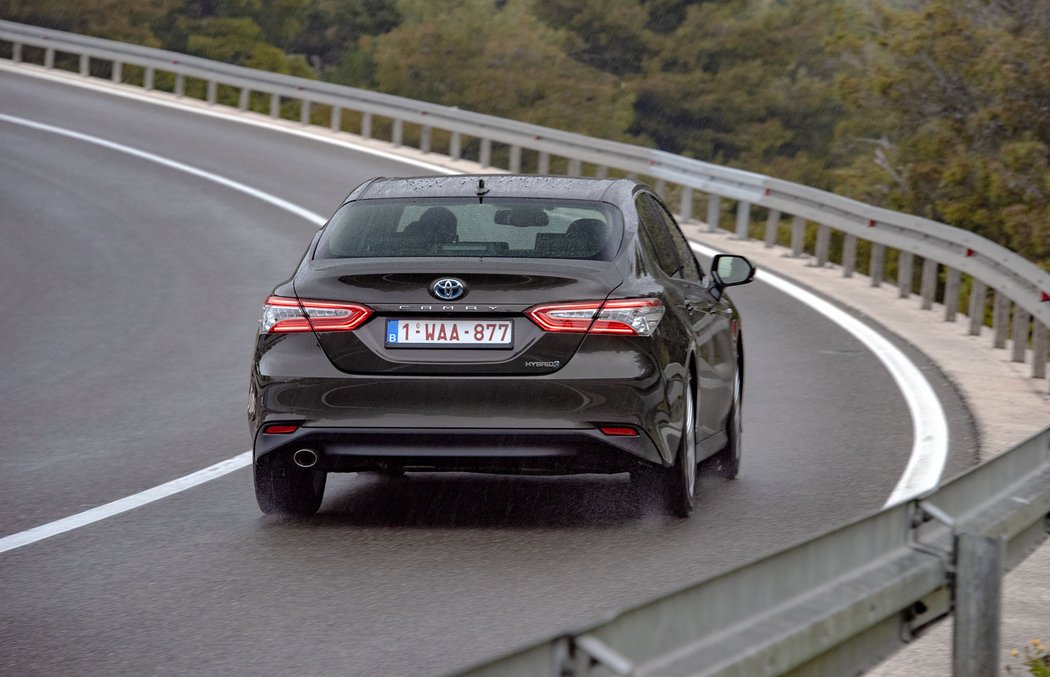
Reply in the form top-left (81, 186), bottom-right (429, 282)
top-left (385, 319), bottom-right (513, 348)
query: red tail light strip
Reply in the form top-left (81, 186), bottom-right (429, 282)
top-left (526, 298), bottom-right (664, 336)
top-left (261, 296), bottom-right (373, 334)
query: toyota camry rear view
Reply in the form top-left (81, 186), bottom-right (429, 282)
top-left (249, 175), bottom-right (754, 517)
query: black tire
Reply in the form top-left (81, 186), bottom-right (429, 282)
top-left (632, 375), bottom-right (699, 517)
top-left (254, 454), bottom-right (327, 516)
top-left (665, 375), bottom-right (700, 516)
top-left (708, 368), bottom-right (742, 479)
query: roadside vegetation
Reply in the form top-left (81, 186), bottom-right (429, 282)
top-left (2, 0), bottom-right (1047, 271)
top-left (1007, 638), bottom-right (1050, 676)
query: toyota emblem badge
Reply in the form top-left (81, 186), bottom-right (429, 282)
top-left (431, 277), bottom-right (466, 301)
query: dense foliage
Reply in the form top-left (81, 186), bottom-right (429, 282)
top-left (2, 0), bottom-right (1046, 269)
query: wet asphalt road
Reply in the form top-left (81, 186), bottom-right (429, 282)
top-left (0, 70), bottom-right (977, 676)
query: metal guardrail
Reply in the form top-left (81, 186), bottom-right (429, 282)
top-left (2, 22), bottom-right (1048, 674)
top-left (454, 427), bottom-right (1050, 676)
top-left (1, 19), bottom-right (1047, 386)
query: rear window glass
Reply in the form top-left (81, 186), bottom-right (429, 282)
top-left (315, 198), bottom-right (623, 260)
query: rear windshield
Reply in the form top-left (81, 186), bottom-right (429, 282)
top-left (314, 198), bottom-right (623, 260)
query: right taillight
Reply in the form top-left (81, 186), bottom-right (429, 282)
top-left (260, 296), bottom-right (373, 334)
top-left (526, 298), bottom-right (664, 336)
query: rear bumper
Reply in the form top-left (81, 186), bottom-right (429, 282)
top-left (253, 425), bottom-right (662, 473)
top-left (249, 333), bottom-right (683, 470)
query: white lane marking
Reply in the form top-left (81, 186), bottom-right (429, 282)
top-left (0, 113), bottom-right (327, 225)
top-left (0, 62), bottom-right (462, 176)
top-left (0, 452), bottom-right (251, 555)
top-left (0, 111), bottom-right (946, 553)
top-left (692, 242), bottom-right (949, 507)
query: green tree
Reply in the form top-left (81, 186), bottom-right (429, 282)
top-left (627, 0), bottom-right (846, 187)
top-left (365, 0), bottom-right (634, 140)
top-left (834, 0), bottom-right (1050, 269)
top-left (0, 0), bottom-right (179, 46)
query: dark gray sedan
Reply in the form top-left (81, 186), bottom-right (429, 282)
top-left (249, 175), bottom-right (754, 517)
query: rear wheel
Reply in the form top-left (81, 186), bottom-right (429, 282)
top-left (708, 368), bottom-right (742, 479)
top-left (254, 454), bottom-right (327, 516)
top-left (634, 375), bottom-right (699, 517)
top-left (665, 376), bottom-right (700, 516)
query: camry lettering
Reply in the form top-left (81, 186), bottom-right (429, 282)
top-left (395, 305), bottom-right (501, 312)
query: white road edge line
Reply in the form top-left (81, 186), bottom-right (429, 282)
top-left (0, 108), bottom-right (947, 555)
top-left (692, 242), bottom-right (949, 507)
top-left (0, 61), bottom-right (464, 177)
top-left (0, 452), bottom-right (252, 555)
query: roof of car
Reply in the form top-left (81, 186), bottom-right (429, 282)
top-left (344, 174), bottom-right (640, 204)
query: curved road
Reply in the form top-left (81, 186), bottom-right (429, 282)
top-left (0, 70), bottom-right (976, 675)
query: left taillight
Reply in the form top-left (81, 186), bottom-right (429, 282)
top-left (260, 296), bottom-right (373, 334)
top-left (526, 298), bottom-right (665, 336)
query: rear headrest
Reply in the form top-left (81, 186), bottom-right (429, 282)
top-left (566, 218), bottom-right (608, 240)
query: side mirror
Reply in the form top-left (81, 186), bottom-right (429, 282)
top-left (711, 254), bottom-right (755, 288)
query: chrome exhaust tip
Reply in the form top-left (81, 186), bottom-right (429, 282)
top-left (292, 448), bottom-right (319, 469)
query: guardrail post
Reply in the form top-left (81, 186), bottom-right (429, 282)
top-left (953, 533), bottom-right (1003, 677)
top-left (44, 47), bottom-right (54, 69)
top-left (814, 224), bottom-right (830, 266)
top-left (968, 280), bottom-right (987, 335)
top-left (361, 112), bottom-right (372, 138)
top-left (450, 131), bottom-right (462, 160)
top-left (12, 42), bottom-right (22, 63)
top-left (944, 268), bottom-right (961, 322)
top-left (421, 126), bottom-right (433, 154)
top-left (734, 201), bottom-right (750, 239)
top-left (764, 209), bottom-right (780, 248)
top-left (568, 158), bottom-right (581, 175)
top-left (1032, 323), bottom-right (1048, 379)
top-left (238, 88), bottom-right (249, 111)
top-left (790, 215), bottom-right (805, 256)
top-left (144, 66), bottom-right (154, 90)
top-left (1011, 310), bottom-right (1030, 363)
top-left (680, 188), bottom-right (694, 224)
top-left (480, 139), bottom-right (492, 168)
top-left (537, 151), bottom-right (549, 174)
top-left (269, 93), bottom-right (279, 118)
top-left (300, 100), bottom-right (311, 125)
top-left (843, 233), bottom-right (857, 277)
top-left (920, 258), bottom-right (938, 310)
top-left (508, 144), bottom-right (521, 172)
top-left (79, 53), bottom-right (89, 76)
top-left (174, 73), bottom-right (185, 97)
top-left (898, 251), bottom-right (914, 298)
top-left (992, 292), bottom-right (1009, 348)
top-left (206, 80), bottom-right (217, 105)
top-left (111, 61), bottom-right (122, 83)
top-left (870, 244), bottom-right (885, 286)
top-left (595, 165), bottom-right (608, 179)
top-left (655, 179), bottom-right (667, 199)
top-left (329, 105), bottom-right (341, 131)
top-left (391, 119), bottom-right (403, 146)
top-left (706, 195), bottom-right (721, 233)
